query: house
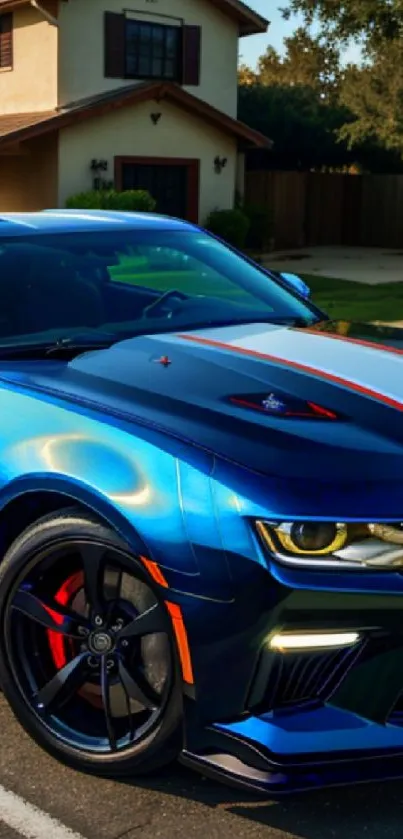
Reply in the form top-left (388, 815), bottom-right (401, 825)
top-left (0, 0), bottom-right (270, 222)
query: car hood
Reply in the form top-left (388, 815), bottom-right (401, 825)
top-left (2, 319), bottom-right (403, 483)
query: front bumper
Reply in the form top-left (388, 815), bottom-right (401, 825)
top-left (180, 568), bottom-right (403, 795)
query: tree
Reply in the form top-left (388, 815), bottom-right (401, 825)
top-left (280, 1), bottom-right (403, 154)
top-left (238, 4), bottom-right (403, 170)
top-left (238, 79), bottom-right (403, 172)
top-left (281, 1), bottom-right (403, 50)
top-left (238, 84), bottom-right (357, 171)
top-left (256, 28), bottom-right (341, 100)
top-left (237, 29), bottom-right (349, 170)
top-left (339, 43), bottom-right (403, 152)
top-left (238, 63), bottom-right (257, 86)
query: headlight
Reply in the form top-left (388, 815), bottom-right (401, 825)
top-left (256, 520), bottom-right (403, 568)
top-left (272, 522), bottom-right (349, 555)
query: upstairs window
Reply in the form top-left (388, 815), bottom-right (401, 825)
top-left (104, 12), bottom-right (201, 86)
top-left (0, 13), bottom-right (13, 69)
top-left (125, 20), bottom-right (181, 82)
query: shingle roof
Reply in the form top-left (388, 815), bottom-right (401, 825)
top-left (0, 0), bottom-right (26, 10)
top-left (0, 110), bottom-right (55, 138)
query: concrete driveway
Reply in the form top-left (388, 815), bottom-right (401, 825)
top-left (262, 247), bottom-right (403, 285)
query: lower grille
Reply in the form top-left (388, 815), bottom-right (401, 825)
top-left (248, 644), bottom-right (361, 713)
top-left (389, 694), bottom-right (403, 721)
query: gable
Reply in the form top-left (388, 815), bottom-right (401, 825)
top-left (0, 81), bottom-right (272, 149)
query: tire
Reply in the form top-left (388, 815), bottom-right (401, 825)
top-left (0, 507), bottom-right (183, 777)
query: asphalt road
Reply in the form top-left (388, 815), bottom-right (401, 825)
top-left (1, 695), bottom-right (403, 839)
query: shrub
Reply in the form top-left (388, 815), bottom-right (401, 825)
top-left (66, 189), bottom-right (157, 212)
top-left (205, 208), bottom-right (250, 249)
top-left (243, 203), bottom-right (274, 251)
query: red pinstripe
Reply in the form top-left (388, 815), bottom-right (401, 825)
top-left (178, 333), bottom-right (403, 412)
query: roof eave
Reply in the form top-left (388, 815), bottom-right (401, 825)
top-left (223, 0), bottom-right (269, 36)
top-left (238, 132), bottom-right (273, 150)
top-left (239, 18), bottom-right (270, 36)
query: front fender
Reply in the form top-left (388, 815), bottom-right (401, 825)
top-left (0, 386), bottom-right (240, 601)
top-left (0, 472), bottom-right (152, 559)
top-left (0, 387), bottom-right (204, 578)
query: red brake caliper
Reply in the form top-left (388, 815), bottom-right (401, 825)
top-left (47, 572), bottom-right (84, 669)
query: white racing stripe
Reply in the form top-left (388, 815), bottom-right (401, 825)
top-left (175, 323), bottom-right (403, 405)
top-left (0, 784), bottom-right (85, 839)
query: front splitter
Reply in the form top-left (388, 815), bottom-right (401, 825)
top-left (182, 705), bottom-right (403, 795)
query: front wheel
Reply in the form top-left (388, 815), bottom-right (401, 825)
top-left (0, 508), bottom-right (183, 777)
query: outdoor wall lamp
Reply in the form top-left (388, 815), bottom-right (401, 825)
top-left (151, 113), bottom-right (162, 125)
top-left (90, 159), bottom-right (108, 173)
top-left (214, 156), bottom-right (228, 173)
top-left (89, 160), bottom-right (112, 190)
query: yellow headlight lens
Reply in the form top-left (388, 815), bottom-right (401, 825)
top-left (257, 521), bottom-right (403, 566)
top-left (258, 521), bottom-right (348, 556)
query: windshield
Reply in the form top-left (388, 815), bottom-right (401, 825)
top-left (0, 229), bottom-right (320, 350)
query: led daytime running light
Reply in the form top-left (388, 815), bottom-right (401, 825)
top-left (269, 631), bottom-right (360, 651)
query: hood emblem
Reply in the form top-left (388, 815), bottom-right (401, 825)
top-left (153, 355), bottom-right (172, 367)
top-left (262, 393), bottom-right (286, 413)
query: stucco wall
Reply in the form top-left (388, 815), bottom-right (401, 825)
top-left (58, 0), bottom-right (239, 117)
top-left (0, 134), bottom-right (58, 211)
top-left (0, 5), bottom-right (58, 114)
top-left (58, 100), bottom-right (237, 223)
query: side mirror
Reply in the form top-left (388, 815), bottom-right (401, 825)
top-left (280, 272), bottom-right (311, 300)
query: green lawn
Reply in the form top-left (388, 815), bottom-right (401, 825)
top-left (302, 275), bottom-right (403, 323)
top-left (109, 257), bottom-right (403, 324)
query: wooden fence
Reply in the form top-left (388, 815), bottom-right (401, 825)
top-left (244, 170), bottom-right (403, 251)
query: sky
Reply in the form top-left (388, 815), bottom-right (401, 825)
top-left (240, 2), bottom-right (362, 67)
top-left (239, 2), bottom-right (303, 67)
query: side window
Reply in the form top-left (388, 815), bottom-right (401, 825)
top-left (0, 13), bottom-right (13, 70)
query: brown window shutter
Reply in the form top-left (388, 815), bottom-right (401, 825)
top-left (182, 25), bottom-right (201, 86)
top-left (0, 13), bottom-right (13, 69)
top-left (104, 11), bottom-right (126, 78)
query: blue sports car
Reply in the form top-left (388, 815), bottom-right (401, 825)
top-left (1, 210), bottom-right (403, 795)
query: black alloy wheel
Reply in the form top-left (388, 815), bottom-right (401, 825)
top-left (0, 508), bottom-right (182, 776)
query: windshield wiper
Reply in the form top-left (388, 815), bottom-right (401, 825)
top-left (0, 333), bottom-right (117, 360)
top-left (45, 336), bottom-right (115, 357)
top-left (0, 314), bottom-right (320, 361)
